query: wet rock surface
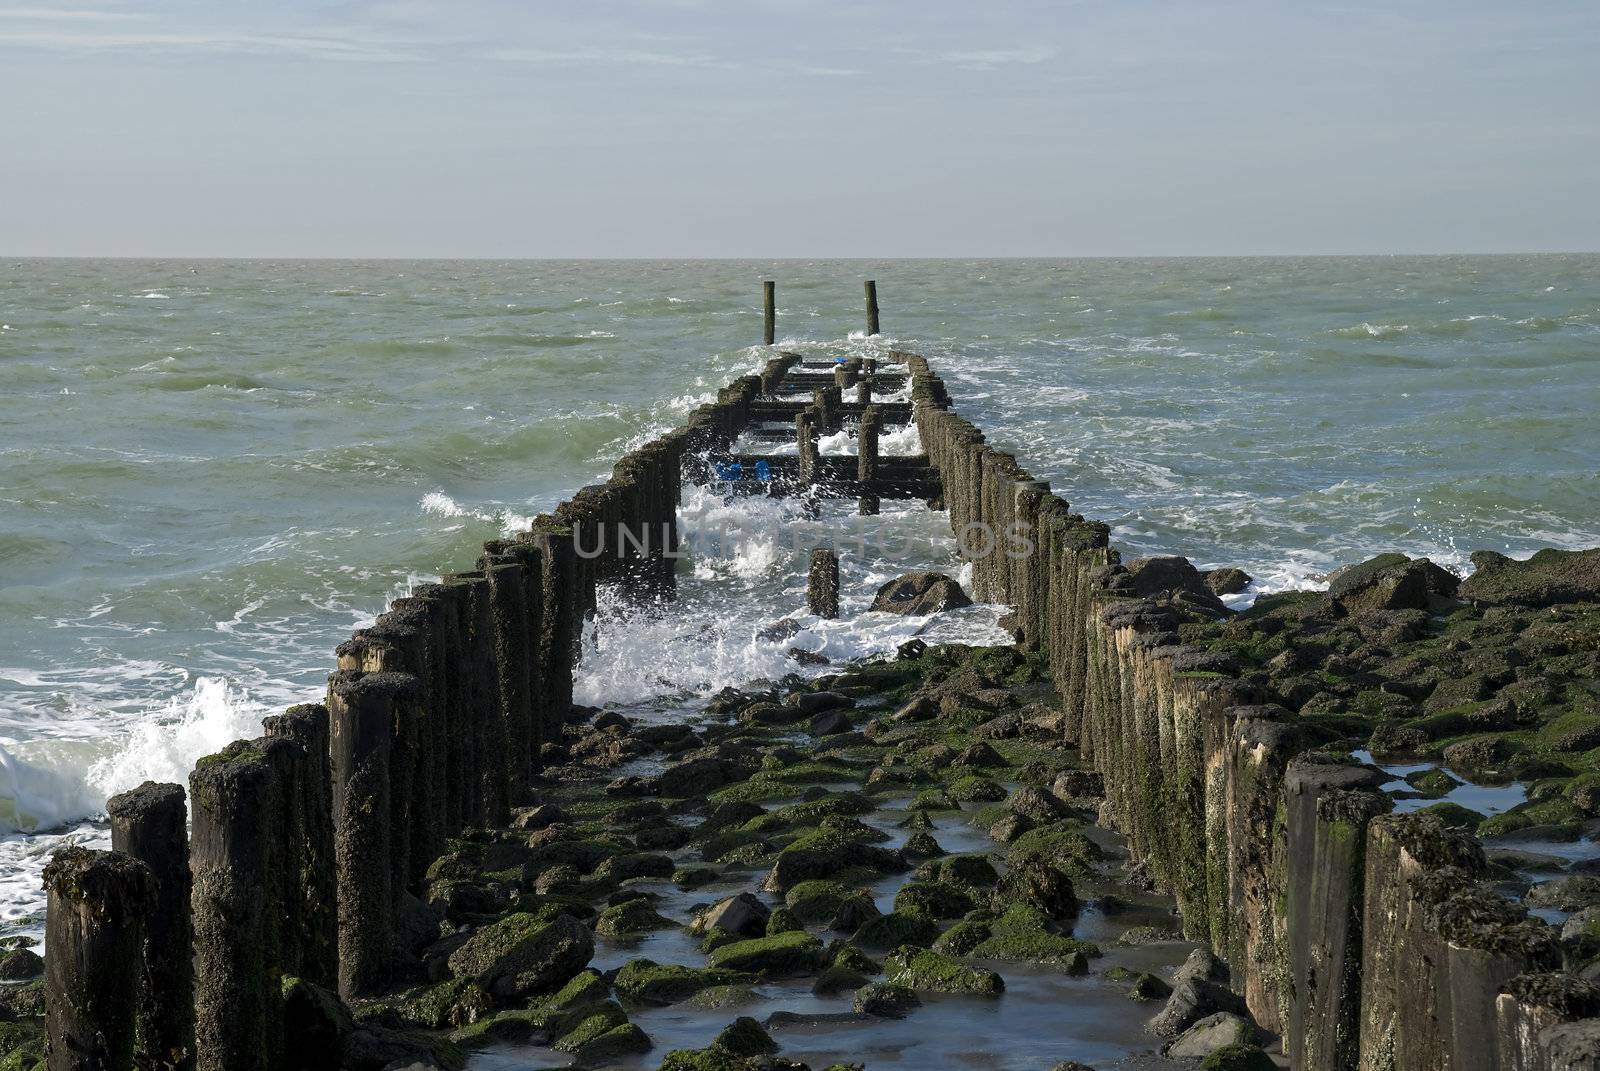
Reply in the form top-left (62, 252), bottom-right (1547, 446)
top-left (364, 643), bottom-right (1212, 1071)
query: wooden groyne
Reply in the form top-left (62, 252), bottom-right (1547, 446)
top-left (22, 285), bottom-right (1600, 1071)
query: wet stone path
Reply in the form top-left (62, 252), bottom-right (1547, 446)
top-left (360, 642), bottom-right (1263, 1071)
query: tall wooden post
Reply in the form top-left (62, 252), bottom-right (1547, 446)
top-left (106, 782), bottom-right (193, 1071)
top-left (864, 280), bottom-right (880, 336)
top-left (763, 281), bottom-right (776, 345)
top-left (44, 847), bottom-right (154, 1071)
top-left (858, 405), bottom-right (881, 516)
top-left (808, 548), bottom-right (840, 618)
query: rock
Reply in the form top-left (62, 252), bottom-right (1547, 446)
top-left (763, 840), bottom-right (906, 894)
top-left (948, 776), bottom-right (1008, 802)
top-left (705, 930), bottom-right (829, 977)
top-left (1199, 1043), bottom-right (1276, 1071)
top-left (1526, 876), bottom-right (1600, 912)
top-left (1171, 948), bottom-right (1230, 988)
top-left (1009, 785), bottom-right (1069, 823)
top-left (992, 860), bottom-right (1078, 920)
top-left (511, 804), bottom-right (570, 831)
top-left (788, 690), bottom-right (855, 715)
top-left (990, 813), bottom-right (1035, 843)
top-left (810, 709), bottom-right (853, 736)
top-left (1167, 1011), bottom-right (1258, 1058)
top-left (851, 910), bottom-right (941, 951)
top-left (870, 572), bottom-right (974, 616)
top-left (1128, 972), bottom-right (1173, 1000)
top-left (883, 947), bottom-right (1004, 995)
top-left (712, 1015), bottom-right (777, 1057)
top-left (595, 898), bottom-right (674, 937)
top-left (853, 981), bottom-right (922, 1018)
top-left (1441, 735), bottom-right (1523, 773)
top-left (282, 976), bottom-right (354, 1054)
top-left (1327, 554), bottom-right (1436, 613)
top-left (614, 960), bottom-right (749, 1006)
top-left (758, 619), bottom-right (804, 642)
top-left (1052, 770), bottom-right (1104, 799)
top-left (446, 913), bottom-right (594, 1001)
top-left (1204, 568), bottom-right (1253, 596)
top-left (0, 948), bottom-right (43, 981)
top-left (894, 881), bottom-right (975, 920)
top-left (693, 893), bottom-right (771, 938)
top-left (765, 907), bottom-right (805, 936)
top-left (596, 852), bottom-right (675, 882)
top-left (1149, 978), bottom-right (1249, 1038)
top-left (904, 830), bottom-right (945, 857)
top-left (593, 710), bottom-right (630, 731)
top-left (953, 742), bottom-right (1006, 769)
top-left (1460, 547), bottom-right (1600, 607)
top-left (828, 892), bottom-right (882, 933)
top-left (784, 880), bottom-right (855, 923)
top-left (340, 1024), bottom-right (455, 1071)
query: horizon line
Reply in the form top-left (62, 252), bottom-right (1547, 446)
top-left (5, 250), bottom-right (1599, 263)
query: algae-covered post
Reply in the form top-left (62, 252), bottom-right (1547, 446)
top-left (858, 404), bottom-right (881, 516)
top-left (808, 547), bottom-right (840, 618)
top-left (106, 781), bottom-right (194, 1071)
top-left (763, 280), bottom-right (776, 345)
top-left (43, 846), bottom-right (154, 1071)
top-left (865, 278), bottom-right (880, 335)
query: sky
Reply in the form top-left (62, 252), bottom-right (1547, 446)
top-left (2, 1), bottom-right (1598, 257)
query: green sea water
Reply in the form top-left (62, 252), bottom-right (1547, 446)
top-left (2, 255), bottom-right (1598, 929)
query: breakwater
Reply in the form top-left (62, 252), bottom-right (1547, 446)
top-left (14, 285), bottom-right (1600, 1071)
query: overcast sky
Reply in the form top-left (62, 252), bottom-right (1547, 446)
top-left (3, 1), bottom-right (1597, 257)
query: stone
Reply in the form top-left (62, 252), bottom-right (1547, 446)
top-left (1148, 978), bottom-right (1249, 1038)
top-left (1526, 876), bottom-right (1600, 912)
top-left (853, 981), bottom-right (921, 1018)
top-left (1205, 568), bottom-right (1253, 596)
top-left (0, 948), bottom-right (43, 981)
top-left (1459, 547), bottom-right (1600, 607)
top-left (850, 910), bottom-right (941, 951)
top-left (788, 690), bottom-right (855, 715)
top-left (992, 860), bottom-right (1078, 920)
top-left (1009, 785), bottom-right (1069, 823)
top-left (1166, 1012), bottom-right (1257, 1058)
top-left (883, 947), bottom-right (1004, 995)
top-left (693, 893), bottom-right (771, 938)
top-left (869, 572), bottom-right (974, 616)
top-left (1199, 1044), bottom-right (1276, 1071)
top-left (828, 892), bottom-right (882, 933)
top-left (705, 931), bottom-right (829, 977)
top-left (809, 709), bottom-right (853, 736)
top-left (1128, 972), bottom-right (1173, 1000)
top-left (614, 960), bottom-right (749, 1006)
top-left (1171, 948), bottom-right (1229, 988)
top-left (711, 1015), bottom-right (777, 1057)
top-left (446, 913), bottom-right (594, 1001)
top-left (1327, 554), bottom-right (1434, 613)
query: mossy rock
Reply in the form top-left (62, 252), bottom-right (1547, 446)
top-left (595, 898), bottom-right (675, 937)
top-left (967, 904), bottom-right (1100, 963)
top-left (711, 1015), bottom-right (777, 1057)
top-left (684, 984), bottom-right (760, 1009)
top-left (933, 854), bottom-right (1001, 889)
top-left (766, 907), bottom-right (805, 935)
top-left (1479, 796), bottom-right (1588, 839)
top-left (912, 788), bottom-right (959, 811)
top-left (1541, 713), bottom-right (1600, 754)
top-left (1200, 1043), bottom-right (1277, 1070)
top-left (932, 920), bottom-right (991, 957)
top-left (1005, 823), bottom-right (1103, 879)
top-left (658, 1048), bottom-right (749, 1071)
top-left (706, 930), bottom-right (828, 977)
top-left (851, 910), bottom-right (941, 951)
top-left (613, 959), bottom-right (750, 1005)
top-left (894, 881), bottom-right (975, 920)
top-left (393, 977), bottom-right (495, 1030)
top-left (947, 776), bottom-right (1008, 802)
top-left (883, 946), bottom-right (1004, 995)
top-left (0, 1022), bottom-right (45, 1071)
top-left (1415, 801), bottom-right (1487, 830)
top-left (550, 999), bottom-right (650, 1062)
top-left (786, 880), bottom-right (856, 922)
top-left (1403, 768), bottom-right (1458, 797)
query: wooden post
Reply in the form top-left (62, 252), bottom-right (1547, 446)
top-left (262, 704), bottom-right (338, 989)
top-left (44, 847), bottom-right (154, 1071)
top-left (189, 739), bottom-right (293, 1071)
top-left (763, 281), bottom-right (776, 345)
top-left (106, 782), bottom-right (193, 1071)
top-left (486, 558), bottom-right (534, 803)
top-left (796, 408), bottom-right (818, 485)
top-left (808, 548), bottom-right (840, 618)
top-left (864, 279), bottom-right (880, 336)
top-left (327, 671), bottom-right (404, 999)
top-left (858, 405), bottom-right (881, 516)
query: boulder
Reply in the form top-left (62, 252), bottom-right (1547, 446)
top-left (853, 981), bottom-right (922, 1018)
top-left (705, 931), bottom-right (828, 977)
top-left (992, 860), bottom-right (1078, 920)
top-left (870, 572), bottom-right (974, 616)
top-left (1166, 1012), bottom-right (1258, 1058)
top-left (710, 1016), bottom-right (777, 1057)
top-left (447, 913), bottom-right (594, 1001)
top-left (614, 960), bottom-right (749, 1006)
top-left (1460, 547), bottom-right (1600, 607)
top-left (1204, 568), bottom-right (1253, 596)
top-left (693, 893), bottom-right (771, 938)
top-left (1149, 977), bottom-right (1249, 1038)
top-left (1327, 553), bottom-right (1459, 613)
top-left (883, 947), bottom-right (1004, 995)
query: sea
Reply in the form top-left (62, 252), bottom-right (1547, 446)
top-left (2, 255), bottom-right (1598, 940)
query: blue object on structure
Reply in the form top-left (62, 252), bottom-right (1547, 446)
top-left (834, 356), bottom-right (847, 364)
top-left (713, 462), bottom-right (737, 480)
top-left (754, 459), bottom-right (770, 481)
top-left (727, 463), bottom-right (742, 480)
